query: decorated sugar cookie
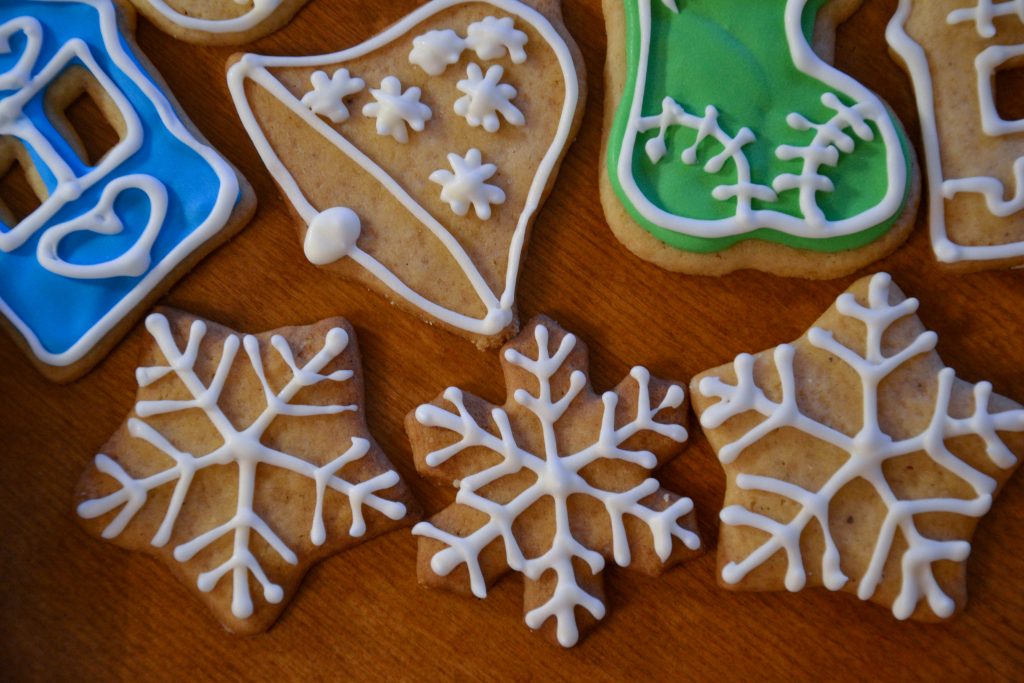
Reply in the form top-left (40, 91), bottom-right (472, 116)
top-left (126, 0), bottom-right (310, 45)
top-left (888, 0), bottom-right (1024, 269)
top-left (75, 310), bottom-right (418, 634)
top-left (408, 317), bottom-right (702, 647)
top-left (0, 0), bottom-right (255, 383)
top-left (691, 273), bottom-right (1024, 620)
top-left (227, 0), bottom-right (585, 349)
top-left (601, 0), bottom-right (920, 278)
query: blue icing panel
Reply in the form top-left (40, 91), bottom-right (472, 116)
top-left (0, 0), bottom-right (239, 363)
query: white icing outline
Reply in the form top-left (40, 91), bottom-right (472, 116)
top-left (947, 0), bottom-right (1024, 38)
top-left (888, 0), bottom-right (1024, 263)
top-left (227, 0), bottom-right (579, 337)
top-left (0, 1), bottom-right (240, 368)
top-left (698, 273), bottom-right (1024, 620)
top-left (142, 0), bottom-right (287, 36)
top-left (77, 313), bottom-right (408, 620)
top-left (975, 44), bottom-right (1024, 136)
top-left (413, 322), bottom-right (699, 647)
top-left (409, 28), bottom-right (466, 76)
top-left (615, 0), bottom-right (908, 239)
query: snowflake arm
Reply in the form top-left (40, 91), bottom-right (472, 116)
top-left (410, 317), bottom-right (701, 647)
top-left (77, 312), bottom-right (409, 622)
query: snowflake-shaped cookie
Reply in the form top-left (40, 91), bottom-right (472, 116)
top-left (408, 317), bottom-right (702, 647)
top-left (301, 68), bottom-right (365, 123)
top-left (454, 63), bottom-right (525, 132)
top-left (692, 273), bottom-right (1024, 621)
top-left (465, 15), bottom-right (528, 63)
top-left (75, 310), bottom-right (418, 634)
top-left (429, 148), bottom-right (506, 220)
top-left (361, 76), bottom-right (432, 143)
top-left (409, 28), bottom-right (467, 76)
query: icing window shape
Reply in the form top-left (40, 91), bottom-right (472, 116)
top-left (889, 0), bottom-right (1024, 265)
top-left (362, 76), bottom-right (432, 143)
top-left (429, 148), bottom-right (506, 219)
top-left (0, 1), bottom-right (246, 376)
top-left (606, 0), bottom-right (913, 254)
top-left (454, 63), bottom-right (525, 132)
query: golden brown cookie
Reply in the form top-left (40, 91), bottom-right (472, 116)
top-left (227, 0), bottom-right (586, 349)
top-left (407, 316), bottom-right (702, 647)
top-left (127, 0), bottom-right (310, 45)
top-left (888, 0), bottom-right (1024, 269)
top-left (691, 273), bottom-right (1024, 620)
top-left (0, 0), bottom-right (255, 383)
top-left (600, 0), bottom-right (920, 278)
top-left (75, 309), bottom-right (419, 634)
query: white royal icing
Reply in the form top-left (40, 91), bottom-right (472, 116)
top-left (429, 148), bottom-right (506, 219)
top-left (77, 312), bottom-right (408, 620)
top-left (303, 207), bottom-right (362, 265)
top-left (454, 63), bottom-right (525, 132)
top-left (888, 0), bottom-right (1024, 263)
top-left (465, 15), bottom-right (528, 63)
top-left (616, 0), bottom-right (908, 239)
top-left (698, 273), bottom-right (1024, 620)
top-left (301, 68), bottom-right (365, 124)
top-left (227, 0), bottom-right (580, 338)
top-left (0, 2), bottom-right (239, 369)
top-left (143, 0), bottom-right (288, 36)
top-left (413, 322), bottom-right (699, 647)
top-left (409, 28), bottom-right (466, 75)
top-left (361, 76), bottom-right (432, 143)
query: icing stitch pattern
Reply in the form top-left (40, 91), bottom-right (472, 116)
top-left (77, 312), bottom-right (408, 620)
top-left (429, 148), bottom-right (506, 219)
top-left (412, 321), bottom-right (699, 647)
top-left (301, 68), bottom-right (365, 124)
top-left (362, 76), bottom-right (432, 143)
top-left (698, 273), bottom-right (1024, 619)
top-left (0, 1), bottom-right (241, 370)
top-left (454, 63), bottom-right (524, 132)
top-left (227, 0), bottom-right (580, 338)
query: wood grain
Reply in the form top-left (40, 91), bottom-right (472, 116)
top-left (3, 1), bottom-right (1023, 680)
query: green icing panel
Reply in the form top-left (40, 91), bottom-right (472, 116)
top-left (606, 0), bottom-right (913, 254)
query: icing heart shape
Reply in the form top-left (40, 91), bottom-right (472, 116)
top-left (228, 0), bottom-right (584, 347)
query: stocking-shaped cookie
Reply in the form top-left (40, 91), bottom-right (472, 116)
top-left (889, 0), bottom-right (1024, 269)
top-left (601, 0), bottom-right (919, 278)
top-left (127, 0), bottom-right (310, 45)
top-left (0, 0), bottom-right (255, 382)
top-left (228, 0), bottom-right (585, 349)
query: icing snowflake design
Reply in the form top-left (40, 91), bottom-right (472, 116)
top-left (429, 148), bottom-right (506, 219)
top-left (695, 273), bottom-right (1024, 620)
top-left (361, 76), bottom-right (432, 143)
top-left (454, 63), bottom-right (525, 132)
top-left (301, 68), bottom-right (365, 124)
top-left (409, 28), bottom-right (466, 76)
top-left (465, 15), bottom-right (528, 63)
top-left (640, 93), bottom-right (880, 229)
top-left (76, 312), bottom-right (409, 626)
top-left (411, 319), bottom-right (701, 647)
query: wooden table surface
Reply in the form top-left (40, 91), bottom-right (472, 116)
top-left (3, 1), bottom-right (1024, 680)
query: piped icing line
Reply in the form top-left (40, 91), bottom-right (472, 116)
top-left (77, 312), bottom-right (408, 619)
top-left (141, 0), bottom-right (287, 35)
top-left (409, 28), bottom-right (466, 76)
top-left (698, 273), bottom-right (1024, 619)
top-left (611, 0), bottom-right (909, 243)
top-left (887, 0), bottom-right (1024, 263)
top-left (947, 0), bottom-right (1024, 38)
top-left (0, 0), bottom-right (240, 368)
top-left (227, 0), bottom-right (579, 337)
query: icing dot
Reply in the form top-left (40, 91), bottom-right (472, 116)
top-left (304, 207), bottom-right (362, 265)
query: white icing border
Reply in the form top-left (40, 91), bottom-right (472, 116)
top-left (227, 0), bottom-right (579, 337)
top-left (143, 0), bottom-right (285, 36)
top-left (0, 0), bottom-right (240, 368)
top-left (615, 0), bottom-right (908, 239)
top-left (888, 0), bottom-right (1024, 263)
